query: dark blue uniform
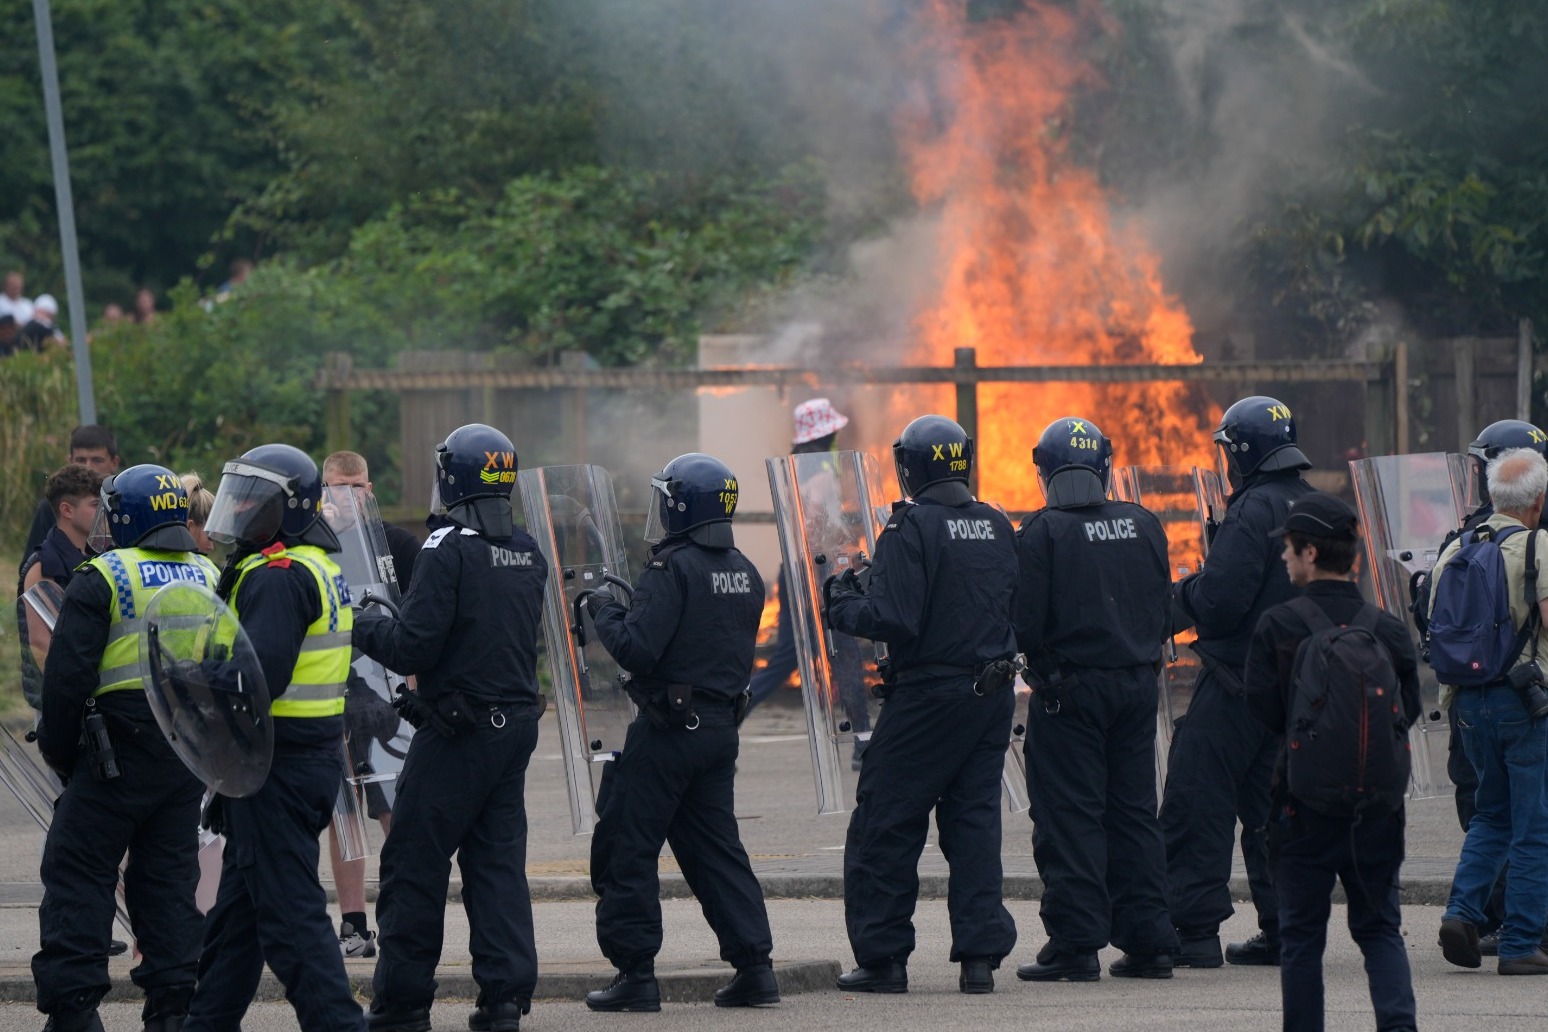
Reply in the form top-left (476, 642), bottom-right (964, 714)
top-left (185, 555), bottom-right (364, 1032)
top-left (353, 522), bottom-right (549, 1015)
top-left (33, 568), bottom-right (204, 1026)
top-left (828, 487), bottom-right (1019, 972)
top-left (588, 537), bottom-right (773, 974)
top-left (1014, 500), bottom-right (1177, 961)
top-left (1160, 470), bottom-right (1311, 945)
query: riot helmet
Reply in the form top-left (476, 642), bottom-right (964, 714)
top-left (893, 415), bottom-right (973, 498)
top-left (1213, 395), bottom-right (1311, 480)
top-left (1033, 417), bottom-right (1112, 509)
top-left (644, 453), bottom-right (738, 548)
top-left (431, 423), bottom-right (517, 538)
top-left (88, 463), bottom-right (199, 552)
top-left (205, 444), bottom-right (338, 551)
top-left (1468, 419), bottom-right (1548, 505)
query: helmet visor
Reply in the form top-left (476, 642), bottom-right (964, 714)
top-left (205, 462), bottom-right (291, 546)
top-left (429, 478), bottom-right (449, 517)
top-left (643, 475), bottom-right (672, 544)
top-left (87, 500), bottom-right (115, 554)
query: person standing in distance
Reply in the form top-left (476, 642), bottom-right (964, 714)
top-left (582, 454), bottom-right (778, 1013)
top-left (1013, 417), bottom-right (1178, 982)
top-left (1162, 396), bottom-right (1313, 968)
top-left (827, 415), bottom-right (1019, 995)
top-left (1243, 492), bottom-right (1420, 1031)
top-left (33, 467), bottom-right (219, 1032)
top-left (354, 425), bottom-right (548, 1032)
top-left (183, 445), bottom-right (364, 1032)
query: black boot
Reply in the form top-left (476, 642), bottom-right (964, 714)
top-left (959, 959), bottom-right (994, 994)
top-left (42, 1012), bottom-right (104, 1032)
top-left (143, 986), bottom-right (194, 1032)
top-left (468, 999), bottom-right (527, 1032)
top-left (1173, 933), bottom-right (1223, 969)
top-left (1016, 944), bottom-right (1099, 983)
top-left (1225, 931), bottom-right (1281, 966)
top-left (835, 962), bottom-right (907, 993)
top-left (714, 963), bottom-right (780, 1007)
top-left (1109, 952), bottom-right (1174, 979)
top-left (367, 999), bottom-right (431, 1032)
top-left (585, 968), bottom-right (661, 1013)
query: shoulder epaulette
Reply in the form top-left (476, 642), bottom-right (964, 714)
top-left (646, 540), bottom-right (691, 571)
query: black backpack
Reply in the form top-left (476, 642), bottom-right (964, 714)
top-left (1284, 597), bottom-right (1410, 816)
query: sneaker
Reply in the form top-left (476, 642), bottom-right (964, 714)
top-left (341, 922), bottom-right (378, 959)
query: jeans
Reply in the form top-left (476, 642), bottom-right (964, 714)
top-left (1446, 686), bottom-right (1548, 960)
top-left (1275, 807), bottom-right (1416, 1032)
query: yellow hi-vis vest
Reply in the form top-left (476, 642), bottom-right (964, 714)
top-left (87, 548), bottom-right (221, 696)
top-left (230, 544), bottom-right (353, 718)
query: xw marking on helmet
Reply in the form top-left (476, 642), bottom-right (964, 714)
top-left (930, 442), bottom-right (965, 460)
top-left (1068, 420), bottom-right (1087, 435)
top-left (1267, 404), bottom-right (1292, 421)
top-left (154, 473), bottom-right (180, 490)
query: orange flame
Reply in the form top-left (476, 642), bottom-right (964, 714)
top-left (900, 0), bottom-right (1219, 511)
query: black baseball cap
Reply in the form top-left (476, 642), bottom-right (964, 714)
top-left (1270, 491), bottom-right (1358, 540)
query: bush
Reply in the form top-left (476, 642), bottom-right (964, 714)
top-left (0, 352), bottom-right (81, 554)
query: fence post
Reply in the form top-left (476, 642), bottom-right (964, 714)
top-left (1364, 349), bottom-right (1395, 456)
top-left (954, 347), bottom-right (979, 494)
top-left (323, 352), bottom-right (352, 454)
top-left (1455, 337), bottom-right (1478, 451)
top-left (1518, 318), bottom-right (1535, 423)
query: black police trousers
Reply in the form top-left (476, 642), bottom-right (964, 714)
top-left (184, 745), bottom-right (364, 1032)
top-left (1274, 807), bottom-right (1416, 1032)
top-left (1025, 666), bottom-right (1176, 955)
top-left (591, 704), bottom-right (772, 972)
top-left (844, 678), bottom-right (1017, 968)
top-left (373, 704), bottom-right (540, 1010)
top-left (1159, 669), bottom-right (1279, 937)
top-left (33, 729), bottom-right (203, 1018)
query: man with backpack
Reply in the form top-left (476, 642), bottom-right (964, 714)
top-left (1243, 492), bottom-right (1420, 1032)
top-left (1427, 447), bottom-right (1548, 975)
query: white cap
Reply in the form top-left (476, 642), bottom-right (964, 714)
top-left (793, 398), bottom-right (849, 444)
top-left (33, 294), bottom-right (58, 313)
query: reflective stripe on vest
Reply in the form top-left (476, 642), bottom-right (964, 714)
top-left (88, 549), bottom-right (220, 695)
top-left (231, 544), bottom-right (353, 718)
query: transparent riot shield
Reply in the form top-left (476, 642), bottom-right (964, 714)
top-left (1350, 453), bottom-right (1471, 799)
top-left (1003, 683), bottom-right (1033, 814)
top-left (141, 582), bottom-right (273, 798)
top-left (519, 464), bottom-right (635, 835)
top-left (5, 584), bottom-right (136, 939)
top-left (767, 450), bottom-right (889, 815)
top-left (17, 581), bottom-right (65, 710)
top-left (322, 486), bottom-right (413, 822)
top-left (1112, 465), bottom-right (1225, 798)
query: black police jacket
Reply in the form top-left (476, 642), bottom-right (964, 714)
top-left (37, 567), bottom-right (167, 773)
top-left (590, 537), bottom-right (764, 702)
top-left (828, 489), bottom-right (1018, 675)
top-left (354, 524), bottom-right (548, 707)
top-left (1014, 499), bottom-right (1170, 670)
top-left (1175, 470), bottom-right (1312, 672)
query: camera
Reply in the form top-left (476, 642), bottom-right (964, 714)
top-left (1504, 663), bottom-right (1548, 720)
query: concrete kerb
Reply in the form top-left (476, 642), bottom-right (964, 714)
top-left (528, 873), bottom-right (1454, 906)
top-left (0, 962), bottom-right (843, 1006)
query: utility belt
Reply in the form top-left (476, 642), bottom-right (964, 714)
top-left (627, 678), bottom-right (749, 730)
top-left (397, 688), bottom-right (545, 738)
top-left (880, 657), bottom-right (1019, 699)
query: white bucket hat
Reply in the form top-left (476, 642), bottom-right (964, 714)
top-left (793, 398), bottom-right (849, 445)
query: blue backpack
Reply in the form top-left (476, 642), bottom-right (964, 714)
top-left (1427, 525), bottom-right (1539, 686)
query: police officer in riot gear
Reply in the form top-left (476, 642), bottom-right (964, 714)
top-left (582, 453), bottom-right (777, 1013)
top-left (1161, 396), bottom-right (1313, 968)
top-left (827, 415), bottom-right (1019, 995)
top-left (184, 444), bottom-right (365, 1032)
top-left (34, 466), bottom-right (219, 1032)
top-left (1014, 418), bottom-right (1178, 981)
top-left (352, 424), bottom-right (548, 1032)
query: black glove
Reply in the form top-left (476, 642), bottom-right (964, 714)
top-left (201, 795), bottom-right (226, 836)
top-left (392, 685), bottom-right (429, 730)
top-left (583, 586), bottom-right (616, 620)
